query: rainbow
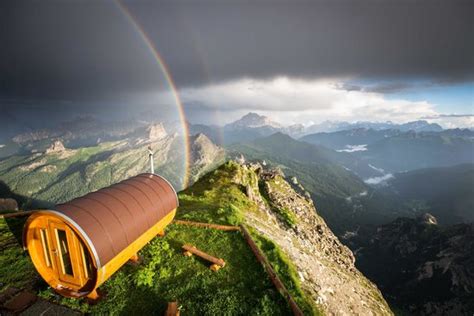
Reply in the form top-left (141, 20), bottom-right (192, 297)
top-left (115, 0), bottom-right (190, 189)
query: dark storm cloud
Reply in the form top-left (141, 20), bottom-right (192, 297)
top-left (338, 82), bottom-right (416, 94)
top-left (0, 0), bottom-right (473, 102)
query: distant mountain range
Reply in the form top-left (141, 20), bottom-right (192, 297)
top-left (190, 113), bottom-right (473, 188)
top-left (190, 112), bottom-right (447, 145)
top-left (2, 112), bottom-right (472, 231)
top-left (302, 128), bottom-right (474, 180)
top-left (304, 119), bottom-right (444, 134)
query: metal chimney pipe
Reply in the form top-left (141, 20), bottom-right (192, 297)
top-left (148, 146), bottom-right (155, 174)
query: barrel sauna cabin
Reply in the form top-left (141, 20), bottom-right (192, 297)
top-left (23, 173), bottom-right (178, 299)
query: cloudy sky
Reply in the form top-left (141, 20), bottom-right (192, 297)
top-left (1, 0), bottom-right (473, 128)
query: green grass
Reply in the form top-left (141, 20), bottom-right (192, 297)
top-left (39, 224), bottom-right (290, 315)
top-left (176, 161), bottom-right (258, 226)
top-left (0, 215), bottom-right (39, 291)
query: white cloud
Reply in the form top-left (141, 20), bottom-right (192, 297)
top-left (336, 144), bottom-right (368, 153)
top-left (179, 77), bottom-right (439, 125)
top-left (368, 164), bottom-right (385, 174)
top-left (425, 115), bottom-right (474, 129)
top-left (364, 174), bottom-right (394, 185)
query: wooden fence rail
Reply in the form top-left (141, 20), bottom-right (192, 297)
top-left (173, 220), bottom-right (241, 231)
top-left (240, 225), bottom-right (304, 316)
top-left (0, 211), bottom-right (34, 219)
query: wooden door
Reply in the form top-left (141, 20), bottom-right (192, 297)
top-left (48, 220), bottom-right (83, 288)
top-left (36, 219), bottom-right (58, 282)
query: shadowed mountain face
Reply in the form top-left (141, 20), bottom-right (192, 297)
top-left (356, 215), bottom-right (474, 315)
top-left (382, 164), bottom-right (474, 225)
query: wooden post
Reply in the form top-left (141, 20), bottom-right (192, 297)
top-left (86, 289), bottom-right (100, 302)
top-left (165, 301), bottom-right (180, 316)
top-left (181, 244), bottom-right (226, 269)
top-left (129, 253), bottom-right (140, 263)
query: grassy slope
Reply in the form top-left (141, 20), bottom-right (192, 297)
top-left (0, 215), bottom-right (38, 291)
top-left (0, 162), bottom-right (316, 315)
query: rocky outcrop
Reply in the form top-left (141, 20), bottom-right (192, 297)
top-left (190, 133), bottom-right (225, 166)
top-left (418, 212), bottom-right (438, 225)
top-left (225, 112), bottom-right (282, 130)
top-left (0, 198), bottom-right (18, 211)
top-left (233, 161), bottom-right (392, 315)
top-left (13, 130), bottom-right (56, 144)
top-left (44, 140), bottom-right (75, 159)
top-left (147, 123), bottom-right (167, 141)
top-left (45, 140), bottom-right (66, 154)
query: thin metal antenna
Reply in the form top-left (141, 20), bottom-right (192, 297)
top-left (148, 146), bottom-right (154, 174)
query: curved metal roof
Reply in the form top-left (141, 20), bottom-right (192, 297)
top-left (53, 173), bottom-right (178, 267)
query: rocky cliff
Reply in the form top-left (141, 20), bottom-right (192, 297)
top-left (231, 161), bottom-right (392, 315)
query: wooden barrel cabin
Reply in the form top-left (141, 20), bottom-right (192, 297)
top-left (23, 173), bottom-right (178, 299)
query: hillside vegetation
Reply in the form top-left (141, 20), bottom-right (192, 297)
top-left (0, 134), bottom-right (224, 204)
